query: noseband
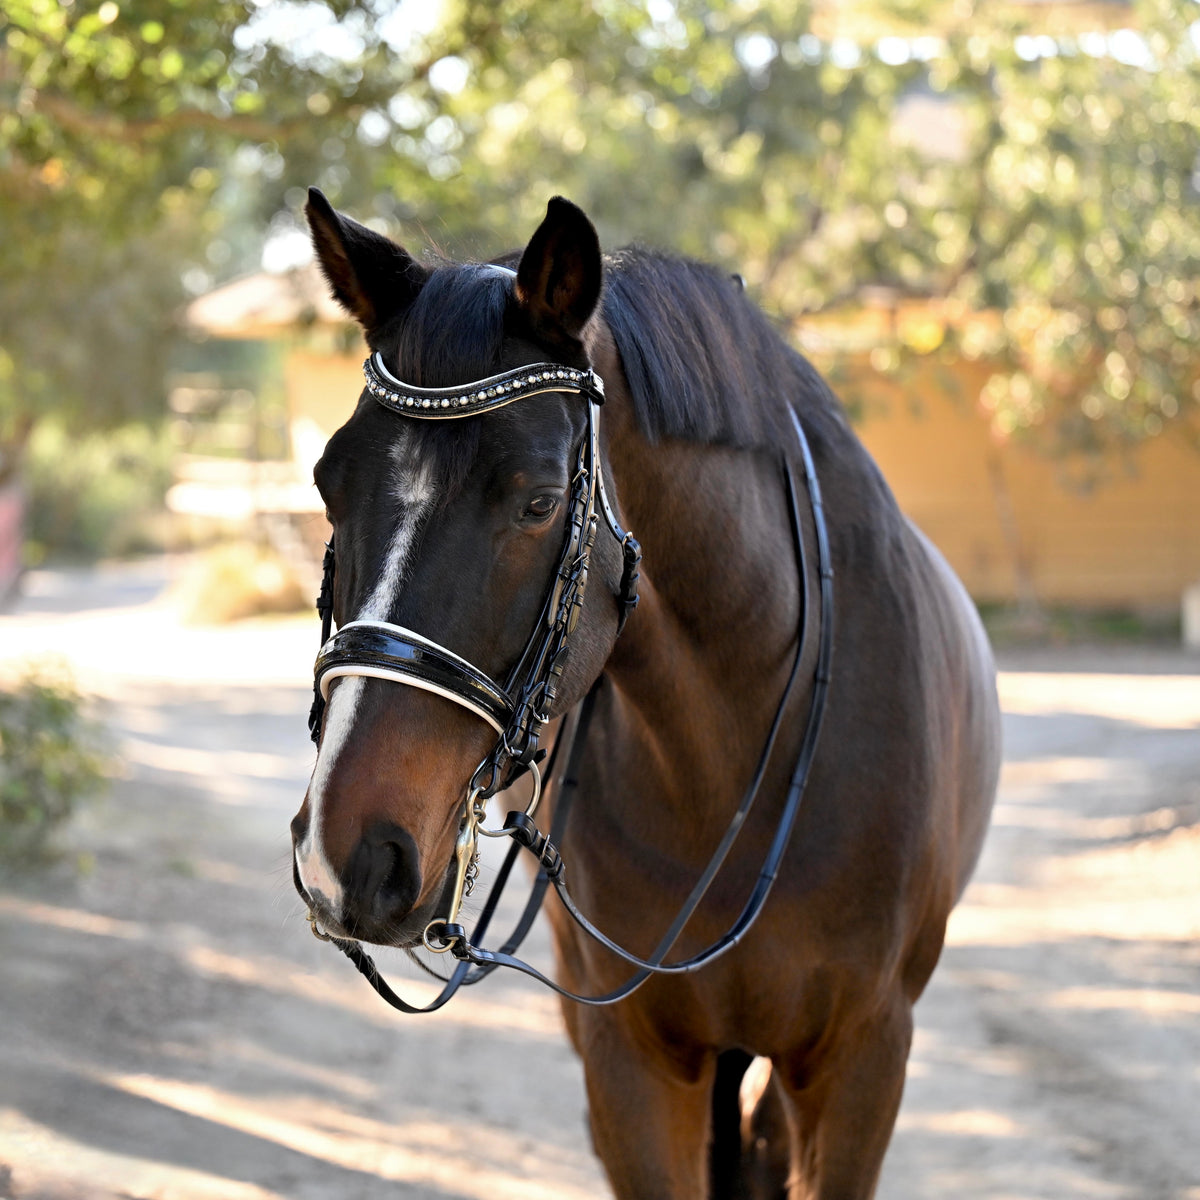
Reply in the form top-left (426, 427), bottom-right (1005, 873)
top-left (308, 348), bottom-right (642, 947)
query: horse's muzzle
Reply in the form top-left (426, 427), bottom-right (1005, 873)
top-left (292, 819), bottom-right (433, 947)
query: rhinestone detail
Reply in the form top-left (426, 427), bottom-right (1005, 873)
top-left (362, 356), bottom-right (601, 419)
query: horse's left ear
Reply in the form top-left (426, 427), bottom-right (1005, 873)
top-left (515, 197), bottom-right (602, 347)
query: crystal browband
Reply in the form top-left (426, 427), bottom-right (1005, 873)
top-left (364, 352), bottom-right (605, 418)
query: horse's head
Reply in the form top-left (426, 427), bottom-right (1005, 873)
top-left (290, 191), bottom-right (630, 948)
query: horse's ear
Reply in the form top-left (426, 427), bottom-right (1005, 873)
top-left (305, 187), bottom-right (426, 340)
top-left (515, 197), bottom-right (602, 347)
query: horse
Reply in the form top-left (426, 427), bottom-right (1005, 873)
top-left (289, 188), bottom-right (1001, 1199)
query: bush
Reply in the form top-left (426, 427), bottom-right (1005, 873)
top-left (0, 668), bottom-right (110, 864)
top-left (25, 421), bottom-right (173, 561)
top-left (172, 540), bottom-right (309, 624)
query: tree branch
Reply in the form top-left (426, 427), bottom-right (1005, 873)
top-left (32, 91), bottom-right (318, 144)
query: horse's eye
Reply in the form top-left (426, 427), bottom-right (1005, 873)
top-left (523, 494), bottom-right (559, 522)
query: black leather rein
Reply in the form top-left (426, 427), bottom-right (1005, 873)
top-left (304, 346), bottom-right (832, 1012)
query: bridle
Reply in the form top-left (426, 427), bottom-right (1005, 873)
top-left (303, 324), bottom-right (833, 1013)
top-left (308, 347), bottom-right (641, 948)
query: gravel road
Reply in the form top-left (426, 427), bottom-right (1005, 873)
top-left (1, 559), bottom-right (1197, 1200)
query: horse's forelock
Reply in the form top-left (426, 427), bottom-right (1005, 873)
top-left (358, 262), bottom-right (512, 504)
top-left (388, 262), bottom-right (512, 389)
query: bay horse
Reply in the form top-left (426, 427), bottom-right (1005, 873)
top-left (290, 188), bottom-right (1001, 1199)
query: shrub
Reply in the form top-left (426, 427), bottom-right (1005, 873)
top-left (25, 421), bottom-right (173, 561)
top-left (172, 540), bottom-right (309, 624)
top-left (0, 668), bottom-right (110, 864)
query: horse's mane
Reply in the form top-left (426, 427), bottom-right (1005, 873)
top-left (601, 247), bottom-right (847, 455)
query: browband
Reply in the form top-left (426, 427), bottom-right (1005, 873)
top-left (364, 353), bottom-right (605, 418)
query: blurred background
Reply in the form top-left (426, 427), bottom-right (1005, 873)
top-left (1, 2), bottom-right (1198, 1198)
top-left (2, 0), bottom-right (1199, 621)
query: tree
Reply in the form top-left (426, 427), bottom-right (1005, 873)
top-left (392, 0), bottom-right (1200, 462)
top-left (3, 0), bottom-right (1197, 483)
top-left (0, 0), bottom-right (393, 482)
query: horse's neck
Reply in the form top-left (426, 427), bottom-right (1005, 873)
top-left (602, 426), bottom-right (804, 823)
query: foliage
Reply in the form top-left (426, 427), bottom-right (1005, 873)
top-left (0, 667), bottom-right (110, 863)
top-left (2, 0), bottom-right (1198, 467)
top-left (172, 540), bottom-right (309, 624)
top-left (0, 0), bottom-right (376, 482)
top-left (397, 0), bottom-right (1200, 458)
top-left (24, 420), bottom-right (174, 561)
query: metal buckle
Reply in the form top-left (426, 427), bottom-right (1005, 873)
top-left (419, 759), bottom-right (543, 954)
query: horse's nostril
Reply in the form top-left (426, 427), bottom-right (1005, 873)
top-left (379, 842), bottom-right (421, 913)
top-left (343, 822), bottom-right (422, 922)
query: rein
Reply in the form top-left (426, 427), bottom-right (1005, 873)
top-left (304, 350), bottom-right (832, 1011)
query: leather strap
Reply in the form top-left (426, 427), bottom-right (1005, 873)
top-left (315, 621), bottom-right (514, 734)
top-left (446, 414), bottom-right (832, 1005)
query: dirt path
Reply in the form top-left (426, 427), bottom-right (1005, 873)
top-left (1, 561), bottom-right (1198, 1200)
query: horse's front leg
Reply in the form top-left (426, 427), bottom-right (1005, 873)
top-left (565, 1003), bottom-right (715, 1199)
top-left (775, 993), bottom-right (914, 1200)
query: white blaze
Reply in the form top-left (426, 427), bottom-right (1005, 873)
top-left (295, 438), bottom-right (437, 910)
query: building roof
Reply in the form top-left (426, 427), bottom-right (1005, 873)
top-left (185, 264), bottom-right (348, 339)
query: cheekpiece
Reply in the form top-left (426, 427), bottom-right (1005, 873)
top-left (364, 352), bottom-right (605, 419)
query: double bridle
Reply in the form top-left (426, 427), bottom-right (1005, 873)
top-left (304, 332), bottom-right (833, 1013)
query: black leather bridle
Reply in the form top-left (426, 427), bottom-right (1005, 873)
top-left (303, 340), bottom-right (833, 1013)
top-left (308, 348), bottom-right (641, 946)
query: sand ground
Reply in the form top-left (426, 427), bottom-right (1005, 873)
top-left (1, 559), bottom-right (1197, 1199)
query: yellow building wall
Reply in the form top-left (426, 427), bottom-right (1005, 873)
top-left (284, 346), bottom-right (367, 473)
top-left (282, 344), bottom-right (1200, 609)
top-left (852, 361), bottom-right (1200, 609)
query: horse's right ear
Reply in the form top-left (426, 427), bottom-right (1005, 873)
top-left (305, 187), bottom-right (426, 341)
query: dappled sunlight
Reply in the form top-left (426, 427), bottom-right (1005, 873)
top-left (951, 811), bottom-right (1200, 945)
top-left (181, 942), bottom-right (568, 1040)
top-left (187, 856), bottom-right (269, 889)
top-left (122, 736), bottom-right (302, 788)
top-left (159, 1036), bottom-right (378, 1103)
top-left (0, 895), bottom-right (146, 941)
top-left (914, 654), bottom-right (1200, 1198)
top-left (6, 574), bottom-right (1200, 1198)
top-left (102, 1071), bottom-right (599, 1200)
top-left (912, 1165), bottom-right (1128, 1200)
top-left (1041, 986), bottom-right (1200, 1018)
top-left (948, 882), bottom-right (1199, 945)
top-left (0, 892), bottom-right (568, 1042)
top-left (952, 668), bottom-right (1200, 952)
top-left (0, 1107), bottom-right (286, 1200)
top-left (1000, 755), bottom-right (1117, 788)
top-left (989, 799), bottom-right (1103, 833)
top-left (991, 756), bottom-right (1126, 833)
top-left (894, 1107), bottom-right (1026, 1138)
top-left (998, 672), bottom-right (1200, 729)
top-left (908, 1021), bottom-right (1025, 1082)
top-left (0, 604), bottom-right (313, 693)
top-left (990, 790), bottom-right (1199, 842)
top-left (181, 940), bottom-right (440, 1031)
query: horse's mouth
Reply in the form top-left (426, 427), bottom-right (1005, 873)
top-left (292, 855), bottom-right (457, 951)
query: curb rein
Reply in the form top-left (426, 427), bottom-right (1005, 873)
top-left (304, 350), bottom-right (832, 1013)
